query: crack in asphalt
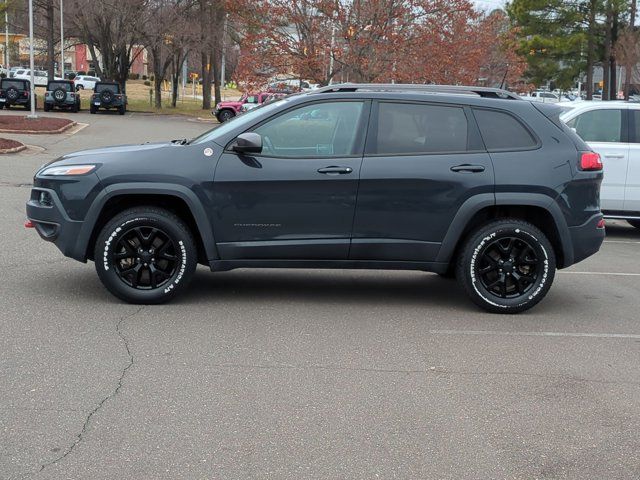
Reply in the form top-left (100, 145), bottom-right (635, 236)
top-left (37, 305), bottom-right (145, 475)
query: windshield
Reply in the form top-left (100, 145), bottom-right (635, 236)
top-left (190, 97), bottom-right (295, 145)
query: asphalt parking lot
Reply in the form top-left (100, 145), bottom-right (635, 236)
top-left (1, 109), bottom-right (640, 479)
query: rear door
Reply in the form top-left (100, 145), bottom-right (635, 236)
top-left (350, 100), bottom-right (494, 262)
top-left (626, 108), bottom-right (640, 212)
top-left (564, 107), bottom-right (629, 211)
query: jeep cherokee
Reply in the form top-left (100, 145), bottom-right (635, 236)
top-left (25, 84), bottom-right (605, 313)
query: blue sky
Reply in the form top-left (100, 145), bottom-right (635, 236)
top-left (474, 0), bottom-right (506, 11)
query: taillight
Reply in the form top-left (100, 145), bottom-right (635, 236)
top-left (596, 218), bottom-right (605, 229)
top-left (580, 151), bottom-right (603, 171)
top-left (23, 91), bottom-right (28, 97)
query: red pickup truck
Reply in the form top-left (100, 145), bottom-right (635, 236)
top-left (213, 92), bottom-right (285, 123)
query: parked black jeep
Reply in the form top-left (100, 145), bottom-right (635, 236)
top-left (0, 78), bottom-right (35, 110)
top-left (26, 84), bottom-right (605, 313)
top-left (90, 82), bottom-right (126, 114)
top-left (44, 80), bottom-right (80, 112)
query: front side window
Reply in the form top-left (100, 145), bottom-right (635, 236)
top-left (374, 102), bottom-right (468, 155)
top-left (252, 101), bottom-right (364, 157)
top-left (473, 109), bottom-right (538, 151)
top-left (565, 109), bottom-right (623, 143)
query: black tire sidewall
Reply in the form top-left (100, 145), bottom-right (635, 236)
top-left (628, 219), bottom-right (640, 230)
top-left (95, 210), bottom-right (197, 304)
top-left (457, 221), bottom-right (556, 313)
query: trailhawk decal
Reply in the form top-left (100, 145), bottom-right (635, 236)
top-left (469, 228), bottom-right (549, 309)
top-left (102, 217), bottom-right (188, 295)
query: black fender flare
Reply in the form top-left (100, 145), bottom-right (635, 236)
top-left (74, 183), bottom-right (218, 262)
top-left (435, 192), bottom-right (573, 267)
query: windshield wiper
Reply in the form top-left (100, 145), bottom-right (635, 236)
top-left (171, 138), bottom-right (189, 145)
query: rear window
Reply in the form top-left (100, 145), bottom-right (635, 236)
top-left (95, 84), bottom-right (119, 93)
top-left (375, 102), bottom-right (469, 155)
top-left (473, 109), bottom-right (538, 151)
top-left (1, 80), bottom-right (27, 90)
top-left (48, 82), bottom-right (72, 91)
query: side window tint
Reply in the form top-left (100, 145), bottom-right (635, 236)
top-left (565, 109), bottom-right (622, 143)
top-left (632, 111), bottom-right (640, 143)
top-left (375, 102), bottom-right (468, 155)
top-left (253, 101), bottom-right (364, 157)
top-left (473, 109), bottom-right (537, 150)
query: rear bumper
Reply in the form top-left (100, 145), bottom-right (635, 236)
top-left (567, 213), bottom-right (605, 266)
top-left (26, 187), bottom-right (87, 262)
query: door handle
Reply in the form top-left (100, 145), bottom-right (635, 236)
top-left (317, 166), bottom-right (353, 175)
top-left (604, 154), bottom-right (624, 159)
top-left (450, 164), bottom-right (485, 173)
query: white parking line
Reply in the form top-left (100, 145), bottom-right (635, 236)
top-left (559, 271), bottom-right (640, 276)
top-left (429, 330), bottom-right (640, 339)
top-left (604, 240), bottom-right (640, 244)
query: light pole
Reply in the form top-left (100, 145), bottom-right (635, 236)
top-left (4, 0), bottom-right (9, 73)
top-left (59, 0), bottom-right (64, 78)
top-left (28, 0), bottom-right (37, 118)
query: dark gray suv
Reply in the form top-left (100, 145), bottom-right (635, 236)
top-left (25, 84), bottom-right (605, 313)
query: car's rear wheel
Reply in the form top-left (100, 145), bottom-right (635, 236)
top-left (628, 219), bottom-right (640, 230)
top-left (43, 103), bottom-right (51, 112)
top-left (456, 219), bottom-right (556, 314)
top-left (118, 105), bottom-right (125, 115)
top-left (94, 207), bottom-right (197, 304)
top-left (90, 105), bottom-right (97, 114)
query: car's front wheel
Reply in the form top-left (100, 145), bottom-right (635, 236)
top-left (456, 219), bottom-right (556, 314)
top-left (94, 207), bottom-right (197, 304)
top-left (217, 109), bottom-right (234, 122)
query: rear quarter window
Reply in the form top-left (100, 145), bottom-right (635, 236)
top-left (473, 108), bottom-right (538, 151)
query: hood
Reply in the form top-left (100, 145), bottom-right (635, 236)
top-left (61, 141), bottom-right (172, 159)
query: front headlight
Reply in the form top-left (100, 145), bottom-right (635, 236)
top-left (41, 164), bottom-right (97, 176)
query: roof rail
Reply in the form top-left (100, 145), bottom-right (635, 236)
top-left (312, 83), bottom-right (520, 100)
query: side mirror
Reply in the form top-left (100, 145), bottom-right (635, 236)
top-left (233, 132), bottom-right (262, 154)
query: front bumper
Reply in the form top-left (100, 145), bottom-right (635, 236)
top-left (26, 187), bottom-right (86, 261)
top-left (568, 213), bottom-right (605, 265)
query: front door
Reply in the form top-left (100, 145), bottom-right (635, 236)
top-left (565, 107), bottom-right (629, 211)
top-left (212, 100), bottom-right (369, 260)
top-left (351, 100), bottom-right (494, 262)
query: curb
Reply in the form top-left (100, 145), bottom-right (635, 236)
top-left (0, 121), bottom-right (77, 135)
top-left (0, 143), bottom-right (27, 154)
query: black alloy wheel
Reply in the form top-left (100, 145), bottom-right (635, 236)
top-left (456, 219), bottom-right (556, 314)
top-left (113, 226), bottom-right (178, 290)
top-left (94, 207), bottom-right (197, 304)
top-left (475, 236), bottom-right (541, 299)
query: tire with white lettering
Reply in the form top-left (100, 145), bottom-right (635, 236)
top-left (455, 219), bottom-right (556, 314)
top-left (94, 207), bottom-right (197, 304)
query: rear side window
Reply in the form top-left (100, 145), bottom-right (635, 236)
top-left (564, 109), bottom-right (622, 143)
top-left (375, 102), bottom-right (468, 155)
top-left (631, 110), bottom-right (640, 143)
top-left (473, 109), bottom-right (537, 151)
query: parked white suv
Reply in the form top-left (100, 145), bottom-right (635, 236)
top-left (74, 75), bottom-right (100, 90)
top-left (14, 69), bottom-right (62, 87)
top-left (561, 102), bottom-right (640, 229)
top-left (526, 91), bottom-right (561, 103)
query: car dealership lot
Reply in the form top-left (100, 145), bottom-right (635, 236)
top-left (1, 110), bottom-right (640, 479)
